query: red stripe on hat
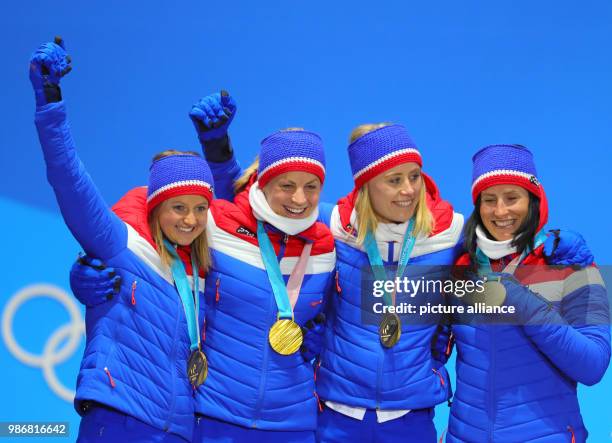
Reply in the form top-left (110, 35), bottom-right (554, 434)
top-left (471, 174), bottom-right (541, 204)
top-left (258, 161), bottom-right (325, 188)
top-left (147, 184), bottom-right (213, 214)
top-left (354, 151), bottom-right (422, 188)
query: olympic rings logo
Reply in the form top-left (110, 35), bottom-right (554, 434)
top-left (2, 284), bottom-right (85, 403)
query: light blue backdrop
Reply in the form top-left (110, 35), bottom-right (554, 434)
top-left (1, 1), bottom-right (611, 441)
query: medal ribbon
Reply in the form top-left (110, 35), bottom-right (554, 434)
top-left (363, 218), bottom-right (416, 307)
top-left (257, 221), bottom-right (312, 320)
top-left (164, 240), bottom-right (201, 351)
top-left (475, 230), bottom-right (548, 276)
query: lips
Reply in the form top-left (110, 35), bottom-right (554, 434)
top-left (177, 226), bottom-right (195, 233)
top-left (393, 200), bottom-right (414, 208)
top-left (284, 205), bottom-right (307, 216)
top-left (492, 219), bottom-right (516, 228)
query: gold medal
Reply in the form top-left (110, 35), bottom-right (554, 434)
top-left (379, 312), bottom-right (401, 348)
top-left (187, 349), bottom-right (208, 387)
top-left (269, 319), bottom-right (303, 355)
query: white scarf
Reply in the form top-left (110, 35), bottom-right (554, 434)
top-left (351, 212), bottom-right (415, 259)
top-left (248, 181), bottom-right (319, 236)
top-left (475, 224), bottom-right (517, 259)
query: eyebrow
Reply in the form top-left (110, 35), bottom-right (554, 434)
top-left (385, 169), bottom-right (420, 178)
top-left (280, 179), bottom-right (319, 185)
top-left (481, 191), bottom-right (521, 198)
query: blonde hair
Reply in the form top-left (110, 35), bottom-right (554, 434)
top-left (233, 127), bottom-right (307, 194)
top-left (234, 156), bottom-right (260, 194)
top-left (349, 122), bottom-right (391, 144)
top-left (148, 149), bottom-right (211, 273)
top-left (350, 123), bottom-right (434, 244)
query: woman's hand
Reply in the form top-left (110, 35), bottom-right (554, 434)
top-left (543, 229), bottom-right (594, 267)
top-left (189, 91), bottom-right (237, 141)
top-left (69, 255), bottom-right (122, 307)
top-left (301, 313), bottom-right (326, 362)
top-left (29, 36), bottom-right (72, 107)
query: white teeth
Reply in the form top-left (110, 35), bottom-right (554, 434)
top-left (178, 227), bottom-right (194, 232)
top-left (285, 207), bottom-right (306, 214)
top-left (493, 220), bottom-right (514, 227)
top-left (394, 201), bottom-right (413, 207)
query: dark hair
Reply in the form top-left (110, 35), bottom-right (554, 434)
top-left (464, 193), bottom-right (541, 266)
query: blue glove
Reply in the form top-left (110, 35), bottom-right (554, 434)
top-left (69, 255), bottom-right (122, 307)
top-left (543, 229), bottom-right (594, 267)
top-left (189, 91), bottom-right (237, 142)
top-left (301, 313), bottom-right (326, 362)
top-left (29, 36), bottom-right (72, 107)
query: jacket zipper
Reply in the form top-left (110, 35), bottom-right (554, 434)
top-left (488, 327), bottom-right (497, 442)
top-left (252, 288), bottom-right (275, 427)
top-left (376, 250), bottom-right (395, 409)
top-left (162, 289), bottom-right (183, 432)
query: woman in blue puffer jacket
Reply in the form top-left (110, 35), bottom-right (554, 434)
top-left (447, 144), bottom-right (610, 442)
top-left (30, 39), bottom-right (214, 442)
top-left (314, 123), bottom-right (464, 442)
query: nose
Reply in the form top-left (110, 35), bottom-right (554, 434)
top-left (184, 211), bottom-right (197, 225)
top-left (399, 179), bottom-right (415, 196)
top-left (292, 187), bottom-right (307, 206)
top-left (493, 200), bottom-right (509, 218)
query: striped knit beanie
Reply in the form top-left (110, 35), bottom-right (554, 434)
top-left (348, 124), bottom-right (422, 189)
top-left (471, 144), bottom-right (548, 229)
top-left (147, 154), bottom-right (214, 213)
top-left (257, 130), bottom-right (326, 188)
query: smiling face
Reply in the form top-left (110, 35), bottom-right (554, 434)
top-left (367, 162), bottom-right (423, 223)
top-left (262, 171), bottom-right (321, 219)
top-left (157, 195), bottom-right (209, 245)
top-left (479, 184), bottom-right (529, 241)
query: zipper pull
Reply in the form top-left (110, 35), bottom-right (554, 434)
top-left (131, 281), bottom-right (137, 305)
top-left (104, 367), bottom-right (116, 388)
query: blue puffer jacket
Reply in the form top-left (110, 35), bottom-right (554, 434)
top-left (35, 102), bottom-right (201, 441)
top-left (448, 249), bottom-right (611, 443)
top-left (194, 182), bottom-right (336, 431)
top-left (316, 176), bottom-right (464, 410)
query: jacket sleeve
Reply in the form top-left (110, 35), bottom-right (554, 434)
top-left (207, 154), bottom-right (243, 202)
top-left (502, 267), bottom-right (611, 386)
top-left (35, 101), bottom-right (127, 260)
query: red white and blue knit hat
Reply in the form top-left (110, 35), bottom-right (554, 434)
top-left (471, 144), bottom-right (548, 229)
top-left (348, 124), bottom-right (422, 189)
top-left (147, 154), bottom-right (214, 213)
top-left (257, 130), bottom-right (326, 188)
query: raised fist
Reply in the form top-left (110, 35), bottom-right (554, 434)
top-left (189, 90), bottom-right (237, 141)
top-left (29, 36), bottom-right (72, 106)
